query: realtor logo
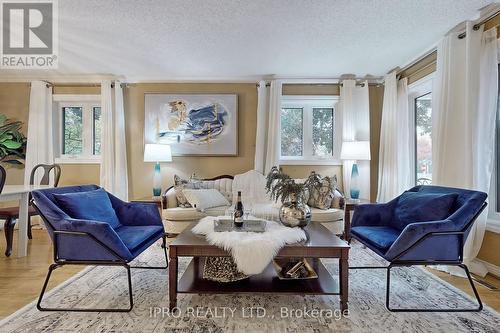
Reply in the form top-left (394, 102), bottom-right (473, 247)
top-left (1, 0), bottom-right (58, 68)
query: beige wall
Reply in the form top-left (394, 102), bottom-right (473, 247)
top-left (0, 83), bottom-right (29, 186)
top-left (124, 83), bottom-right (257, 199)
top-left (478, 231), bottom-right (500, 267)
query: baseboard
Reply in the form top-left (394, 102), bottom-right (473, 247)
top-left (477, 258), bottom-right (500, 278)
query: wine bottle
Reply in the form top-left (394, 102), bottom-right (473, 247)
top-left (234, 191), bottom-right (244, 227)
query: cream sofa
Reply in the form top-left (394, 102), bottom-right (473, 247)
top-left (162, 174), bottom-right (344, 235)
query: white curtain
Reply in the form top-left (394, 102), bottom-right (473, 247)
top-left (432, 24), bottom-right (498, 277)
top-left (254, 81), bottom-right (269, 174)
top-left (254, 80), bottom-right (282, 175)
top-left (340, 79), bottom-right (370, 199)
top-left (24, 81), bottom-right (54, 185)
top-left (377, 73), bottom-right (412, 202)
top-left (100, 80), bottom-right (129, 200)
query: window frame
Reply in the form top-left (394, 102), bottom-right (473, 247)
top-left (53, 94), bottom-right (101, 164)
top-left (486, 63), bottom-right (500, 233)
top-left (280, 95), bottom-right (341, 165)
top-left (408, 75), bottom-right (434, 185)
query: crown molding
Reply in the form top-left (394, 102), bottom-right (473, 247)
top-left (0, 73), bottom-right (124, 83)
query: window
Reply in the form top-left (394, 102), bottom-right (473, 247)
top-left (62, 107), bottom-right (83, 154)
top-left (281, 108), bottom-right (303, 157)
top-left (409, 76), bottom-right (433, 185)
top-left (495, 64), bottom-right (500, 214)
top-left (54, 95), bottom-right (101, 163)
top-left (415, 93), bottom-right (432, 185)
top-left (93, 107), bottom-right (101, 155)
top-left (486, 65), bottom-right (500, 232)
top-left (280, 96), bottom-right (340, 164)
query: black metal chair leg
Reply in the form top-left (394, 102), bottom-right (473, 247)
top-left (460, 264), bottom-right (483, 311)
top-left (386, 264), bottom-right (483, 312)
top-left (37, 263), bottom-right (134, 312)
top-left (27, 216), bottom-right (33, 240)
top-left (4, 217), bottom-right (15, 257)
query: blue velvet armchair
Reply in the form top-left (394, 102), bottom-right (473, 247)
top-left (350, 185), bottom-right (487, 312)
top-left (31, 185), bottom-right (168, 312)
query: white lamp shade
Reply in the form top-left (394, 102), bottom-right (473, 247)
top-left (144, 144), bottom-right (172, 162)
top-left (340, 141), bottom-right (371, 160)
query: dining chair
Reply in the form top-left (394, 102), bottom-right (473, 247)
top-left (1, 164), bottom-right (61, 256)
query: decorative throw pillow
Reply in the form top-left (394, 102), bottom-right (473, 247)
top-left (393, 191), bottom-right (458, 231)
top-left (306, 172), bottom-right (338, 210)
top-left (53, 188), bottom-right (121, 229)
top-left (331, 189), bottom-right (345, 209)
top-left (182, 189), bottom-right (230, 211)
top-left (173, 175), bottom-right (201, 208)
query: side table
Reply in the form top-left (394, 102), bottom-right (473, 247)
top-left (343, 198), bottom-right (370, 242)
top-left (131, 196), bottom-right (164, 217)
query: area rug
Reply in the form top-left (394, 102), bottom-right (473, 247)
top-left (0, 240), bottom-right (499, 333)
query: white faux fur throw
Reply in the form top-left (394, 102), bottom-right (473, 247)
top-left (192, 216), bottom-right (306, 275)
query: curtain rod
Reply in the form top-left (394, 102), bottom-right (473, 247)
top-left (458, 9), bottom-right (500, 39)
top-left (43, 81), bottom-right (130, 88)
top-left (256, 82), bottom-right (377, 88)
top-left (397, 48), bottom-right (437, 75)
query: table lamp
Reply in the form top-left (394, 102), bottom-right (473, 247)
top-left (340, 141), bottom-right (371, 200)
top-left (144, 144), bottom-right (172, 197)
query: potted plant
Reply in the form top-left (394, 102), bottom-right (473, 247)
top-left (265, 166), bottom-right (311, 228)
top-left (0, 114), bottom-right (27, 165)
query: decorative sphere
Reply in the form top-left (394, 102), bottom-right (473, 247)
top-left (279, 201), bottom-right (311, 228)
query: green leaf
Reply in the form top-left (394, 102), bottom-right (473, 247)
top-left (2, 140), bottom-right (22, 149)
top-left (0, 134), bottom-right (13, 142)
top-left (0, 114), bottom-right (6, 126)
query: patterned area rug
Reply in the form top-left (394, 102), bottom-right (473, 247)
top-left (0, 240), bottom-right (499, 333)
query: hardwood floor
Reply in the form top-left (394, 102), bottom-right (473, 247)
top-left (0, 229), bottom-right (498, 320)
top-left (0, 229), bottom-right (82, 319)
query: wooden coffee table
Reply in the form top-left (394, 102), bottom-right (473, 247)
top-left (169, 221), bottom-right (350, 311)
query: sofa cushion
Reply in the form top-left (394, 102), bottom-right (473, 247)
top-left (53, 188), bottom-right (121, 229)
top-left (393, 192), bottom-right (457, 231)
top-left (164, 203), bottom-right (343, 223)
top-left (115, 225), bottom-right (164, 251)
top-left (164, 207), bottom-right (205, 221)
top-left (310, 207), bottom-right (343, 222)
top-left (351, 226), bottom-right (401, 250)
top-left (182, 189), bottom-right (230, 211)
top-left (197, 178), bottom-right (233, 203)
top-left (204, 205), bottom-right (231, 217)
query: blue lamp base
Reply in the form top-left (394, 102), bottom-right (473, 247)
top-left (350, 163), bottom-right (360, 200)
top-left (153, 162), bottom-right (162, 197)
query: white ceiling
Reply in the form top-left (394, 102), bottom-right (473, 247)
top-left (0, 0), bottom-right (494, 81)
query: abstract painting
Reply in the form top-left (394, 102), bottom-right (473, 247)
top-left (144, 94), bottom-right (238, 156)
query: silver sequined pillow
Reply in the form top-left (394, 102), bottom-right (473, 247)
top-left (307, 174), bottom-right (338, 210)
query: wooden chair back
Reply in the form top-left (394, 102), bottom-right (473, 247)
top-left (29, 164), bottom-right (62, 187)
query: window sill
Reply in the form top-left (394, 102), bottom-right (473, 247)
top-left (279, 159), bottom-right (342, 166)
top-left (55, 157), bottom-right (101, 165)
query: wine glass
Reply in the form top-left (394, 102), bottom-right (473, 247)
top-left (244, 203), bottom-right (253, 220)
top-left (225, 207), bottom-right (234, 219)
